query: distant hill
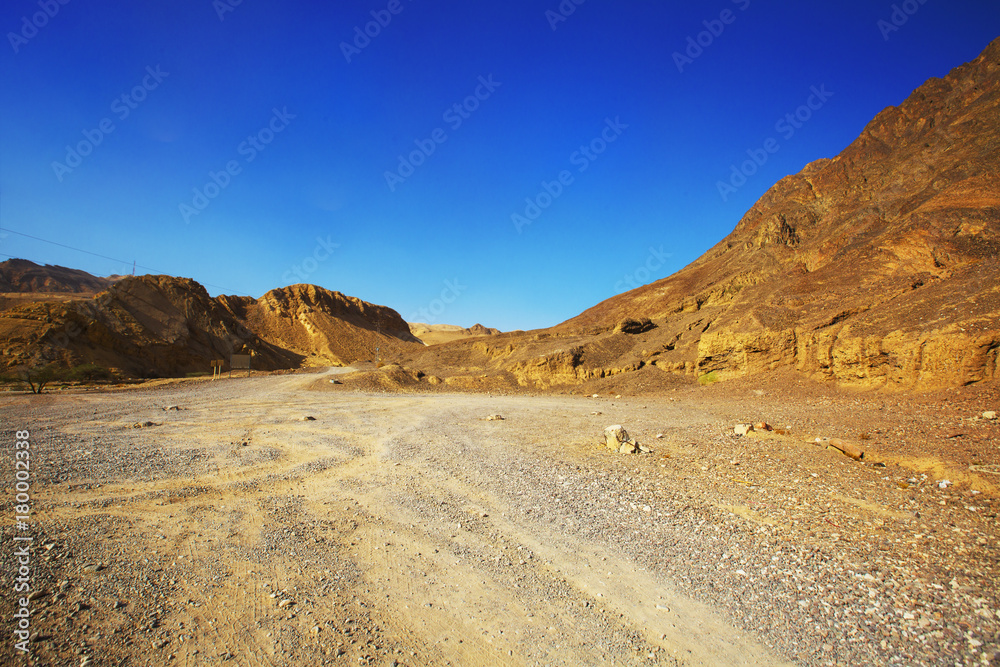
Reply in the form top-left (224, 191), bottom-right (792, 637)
top-left (0, 258), bottom-right (119, 294)
top-left (408, 322), bottom-right (500, 346)
top-left (0, 274), bottom-right (421, 377)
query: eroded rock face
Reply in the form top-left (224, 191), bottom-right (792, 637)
top-left (402, 37), bottom-right (1000, 391)
top-left (0, 276), bottom-right (422, 377)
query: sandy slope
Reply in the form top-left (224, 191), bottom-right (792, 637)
top-left (0, 374), bottom-right (997, 666)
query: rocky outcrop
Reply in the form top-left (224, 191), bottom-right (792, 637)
top-left (0, 276), bottom-right (421, 377)
top-left (219, 284), bottom-right (421, 366)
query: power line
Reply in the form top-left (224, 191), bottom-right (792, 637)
top-left (0, 227), bottom-right (248, 295)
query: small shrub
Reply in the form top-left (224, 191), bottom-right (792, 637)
top-left (697, 371), bottom-right (720, 386)
top-left (67, 363), bottom-right (115, 383)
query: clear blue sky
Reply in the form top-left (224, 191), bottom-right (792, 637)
top-left (1, 1), bottom-right (998, 331)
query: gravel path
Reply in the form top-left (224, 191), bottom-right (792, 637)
top-left (0, 373), bottom-right (997, 665)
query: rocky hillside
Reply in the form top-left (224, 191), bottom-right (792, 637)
top-left (401, 37), bottom-right (1000, 391)
top-left (0, 275), bottom-right (420, 377)
top-left (219, 284), bottom-right (421, 367)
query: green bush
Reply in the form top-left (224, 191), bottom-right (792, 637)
top-left (697, 370), bottom-right (720, 386)
top-left (66, 363), bottom-right (115, 383)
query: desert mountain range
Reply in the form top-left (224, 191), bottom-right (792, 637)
top-left (1, 38), bottom-right (998, 389)
top-left (0, 271), bottom-right (426, 377)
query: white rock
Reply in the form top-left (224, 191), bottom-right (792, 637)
top-left (983, 411), bottom-right (997, 420)
top-left (734, 423), bottom-right (754, 437)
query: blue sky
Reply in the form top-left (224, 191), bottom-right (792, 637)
top-left (1, 1), bottom-right (998, 331)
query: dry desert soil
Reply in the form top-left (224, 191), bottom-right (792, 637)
top-left (1, 369), bottom-right (998, 666)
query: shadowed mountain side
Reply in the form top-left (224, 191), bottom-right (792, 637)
top-left (399, 37), bottom-right (1000, 391)
top-left (0, 275), bottom-right (299, 376)
top-left (0, 277), bottom-right (421, 377)
top-left (0, 258), bottom-right (120, 294)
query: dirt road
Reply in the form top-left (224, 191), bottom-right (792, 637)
top-left (1, 372), bottom-right (997, 665)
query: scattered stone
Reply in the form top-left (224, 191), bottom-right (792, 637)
top-left (983, 411), bottom-right (997, 420)
top-left (301, 416), bottom-right (316, 421)
top-left (163, 405), bottom-right (181, 411)
top-left (278, 599), bottom-right (294, 608)
top-left (655, 433), bottom-right (664, 439)
top-left (485, 414), bottom-right (504, 421)
top-left (827, 438), bottom-right (865, 460)
top-left (754, 422), bottom-right (772, 431)
top-left (938, 480), bottom-right (952, 489)
top-left (591, 394), bottom-right (600, 398)
top-left (604, 425), bottom-right (640, 454)
top-left (132, 421), bottom-right (159, 429)
top-left (591, 411), bottom-right (602, 416)
top-left (734, 423), bottom-right (754, 437)
top-left (329, 379), bottom-right (342, 384)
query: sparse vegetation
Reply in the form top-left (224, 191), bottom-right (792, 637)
top-left (66, 363), bottom-right (116, 383)
top-left (697, 370), bottom-right (720, 385)
top-left (22, 363), bottom-right (61, 394)
top-left (1, 362), bottom-right (118, 393)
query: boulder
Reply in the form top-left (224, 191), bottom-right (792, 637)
top-left (604, 425), bottom-right (640, 454)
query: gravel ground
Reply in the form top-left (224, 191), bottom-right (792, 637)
top-left (0, 371), bottom-right (997, 666)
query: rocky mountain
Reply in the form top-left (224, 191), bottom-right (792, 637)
top-left (219, 284), bottom-right (421, 367)
top-left (0, 275), bottom-right (420, 377)
top-left (400, 37), bottom-right (1000, 391)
